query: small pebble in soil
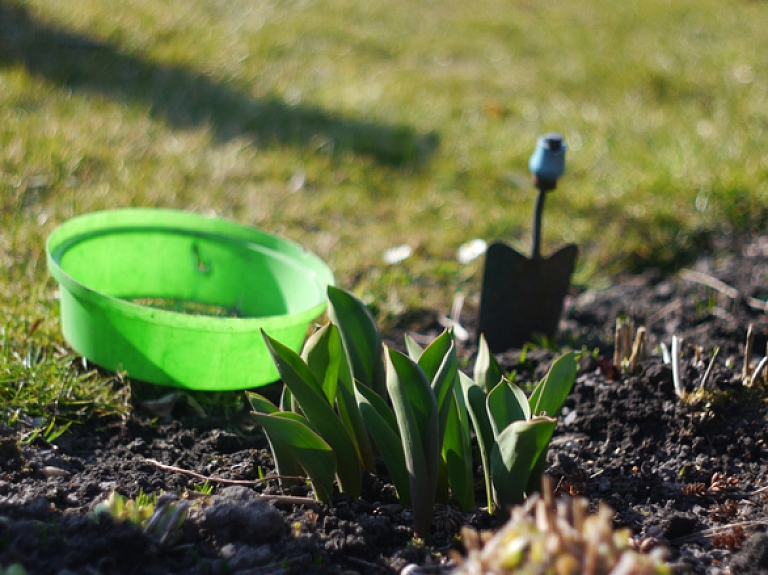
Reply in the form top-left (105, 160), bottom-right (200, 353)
top-left (202, 486), bottom-right (284, 543)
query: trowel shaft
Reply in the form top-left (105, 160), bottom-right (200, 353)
top-left (531, 187), bottom-right (545, 260)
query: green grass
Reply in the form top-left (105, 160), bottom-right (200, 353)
top-left (1, 0), bottom-right (767, 425)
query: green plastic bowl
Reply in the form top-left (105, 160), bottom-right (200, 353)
top-left (46, 209), bottom-right (334, 390)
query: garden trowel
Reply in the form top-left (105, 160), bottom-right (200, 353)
top-left (478, 133), bottom-right (578, 353)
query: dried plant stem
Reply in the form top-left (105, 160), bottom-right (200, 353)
top-left (680, 269), bottom-right (739, 299)
top-left (747, 297), bottom-right (768, 313)
top-left (752, 356), bottom-right (768, 386)
top-left (144, 458), bottom-right (318, 506)
top-left (438, 293), bottom-right (469, 341)
top-left (743, 323), bottom-right (755, 381)
top-left (681, 269), bottom-right (768, 313)
top-left (614, 320), bottom-right (624, 368)
top-left (646, 299), bottom-right (682, 328)
top-left (659, 342), bottom-right (671, 365)
top-left (624, 319), bottom-right (634, 365)
top-left (671, 520), bottom-right (768, 545)
top-left (671, 336), bottom-right (683, 398)
top-left (614, 318), bottom-right (636, 372)
top-left (628, 327), bottom-right (646, 373)
top-left (709, 306), bottom-right (738, 324)
top-left (699, 347), bottom-right (720, 390)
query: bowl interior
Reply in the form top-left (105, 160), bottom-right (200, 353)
top-left (56, 228), bottom-right (324, 318)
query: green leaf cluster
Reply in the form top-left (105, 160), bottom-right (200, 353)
top-left (93, 490), bottom-right (156, 527)
top-left (93, 491), bottom-right (191, 545)
top-left (465, 337), bottom-right (577, 512)
top-left (251, 286), bottom-right (577, 535)
top-left (248, 320), bottom-right (369, 505)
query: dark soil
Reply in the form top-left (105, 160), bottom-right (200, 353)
top-left (4, 237), bottom-right (768, 575)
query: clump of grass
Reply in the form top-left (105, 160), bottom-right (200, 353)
top-left (0, 284), bottom-right (130, 430)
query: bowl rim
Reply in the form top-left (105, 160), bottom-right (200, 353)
top-left (46, 208), bottom-right (334, 333)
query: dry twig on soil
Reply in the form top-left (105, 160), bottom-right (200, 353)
top-left (143, 458), bottom-right (319, 506)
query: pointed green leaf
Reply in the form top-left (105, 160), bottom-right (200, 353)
top-left (459, 371), bottom-right (494, 511)
top-left (404, 333), bottom-right (424, 362)
top-left (386, 347), bottom-right (440, 538)
top-left (490, 415), bottom-right (557, 510)
top-left (247, 392), bottom-right (303, 482)
top-left (387, 349), bottom-right (438, 463)
top-left (420, 332), bottom-right (458, 448)
top-left (354, 382), bottom-right (411, 504)
top-left (327, 286), bottom-right (386, 398)
top-left (336, 381), bottom-right (375, 471)
top-left (251, 411), bottom-right (337, 504)
top-left (264, 332), bottom-right (325, 398)
top-left (246, 391), bottom-right (279, 415)
top-left (263, 332), bottom-right (362, 498)
top-left (417, 330), bottom-right (452, 381)
top-left (442, 391), bottom-right (475, 511)
top-left (247, 393), bottom-right (323, 490)
top-left (474, 334), bottom-right (503, 393)
top-left (279, 385), bottom-right (292, 412)
top-left (336, 341), bottom-right (376, 472)
top-left (301, 323), bottom-right (341, 404)
top-left (487, 379), bottom-right (530, 438)
top-left (530, 352), bottom-right (577, 417)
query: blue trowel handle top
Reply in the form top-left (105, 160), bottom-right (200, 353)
top-left (528, 133), bottom-right (566, 181)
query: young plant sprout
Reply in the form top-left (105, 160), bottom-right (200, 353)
top-left (452, 479), bottom-right (671, 575)
top-left (93, 490), bottom-right (156, 527)
top-left (93, 491), bottom-right (190, 545)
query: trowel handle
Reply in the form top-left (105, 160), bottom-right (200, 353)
top-left (529, 133), bottom-right (566, 184)
top-left (529, 133), bottom-right (566, 259)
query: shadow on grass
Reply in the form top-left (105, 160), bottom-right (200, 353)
top-left (571, 198), bottom-right (718, 274)
top-left (0, 2), bottom-right (439, 167)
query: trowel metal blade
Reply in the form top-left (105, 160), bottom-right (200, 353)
top-left (478, 242), bottom-right (578, 353)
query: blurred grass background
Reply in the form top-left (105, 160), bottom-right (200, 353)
top-left (1, 0), bottom-right (767, 422)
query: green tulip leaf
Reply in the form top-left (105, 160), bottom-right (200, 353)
top-left (459, 371), bottom-right (494, 511)
top-left (386, 347), bottom-right (440, 538)
top-left (529, 351), bottom-right (577, 417)
top-left (247, 392), bottom-right (303, 481)
top-left (263, 332), bottom-right (362, 498)
top-left (404, 333), bottom-right (424, 362)
top-left (487, 379), bottom-right (530, 439)
top-left (490, 415), bottom-right (557, 510)
top-left (301, 322), bottom-right (341, 404)
top-left (442, 390), bottom-right (475, 510)
top-left (354, 382), bottom-right (411, 504)
top-left (246, 391), bottom-right (279, 415)
top-left (251, 411), bottom-right (337, 504)
top-left (474, 334), bottom-right (503, 393)
top-left (328, 285), bottom-right (386, 398)
top-left (420, 331), bottom-right (457, 447)
top-left (336, 362), bottom-right (376, 471)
